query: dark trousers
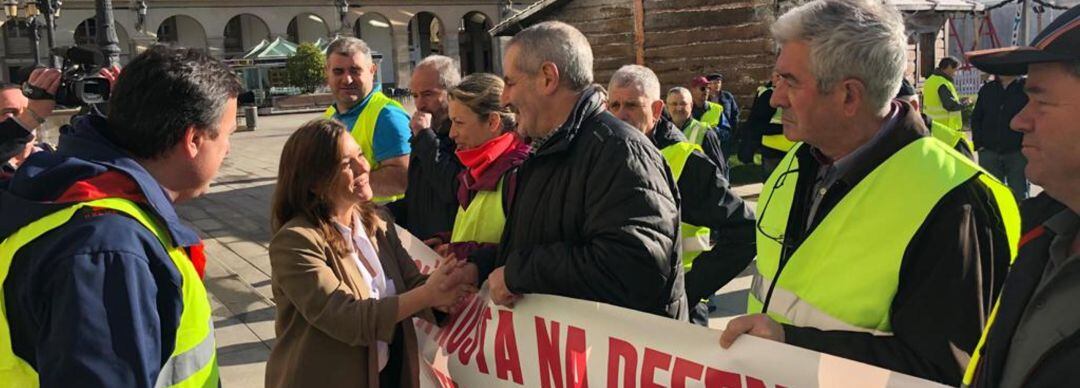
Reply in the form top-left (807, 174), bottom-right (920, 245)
top-left (979, 149), bottom-right (1029, 200)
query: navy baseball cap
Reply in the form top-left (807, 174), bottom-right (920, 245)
top-left (967, 5), bottom-right (1079, 75)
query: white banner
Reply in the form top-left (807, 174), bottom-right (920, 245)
top-left (397, 227), bottom-right (946, 388)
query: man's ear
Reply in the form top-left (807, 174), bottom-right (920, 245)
top-left (839, 79), bottom-right (867, 117)
top-left (539, 62), bottom-right (561, 96)
top-left (180, 126), bottom-right (202, 159)
top-left (651, 99), bottom-right (665, 119)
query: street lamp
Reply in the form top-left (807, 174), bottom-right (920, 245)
top-left (335, 0), bottom-right (348, 34)
top-left (3, 0), bottom-right (18, 18)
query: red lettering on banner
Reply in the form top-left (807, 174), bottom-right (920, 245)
top-left (432, 367), bottom-right (457, 388)
top-left (641, 348), bottom-right (672, 388)
top-left (447, 297), bottom-right (484, 353)
top-left (670, 357), bottom-right (705, 388)
top-left (436, 309), bottom-right (462, 347)
top-left (494, 310), bottom-right (524, 384)
top-left (536, 317), bottom-right (564, 388)
top-left (745, 376), bottom-right (769, 388)
top-left (704, 368), bottom-right (742, 388)
top-left (565, 325), bottom-right (588, 388)
top-left (607, 337), bottom-right (637, 388)
top-left (460, 306), bottom-right (493, 375)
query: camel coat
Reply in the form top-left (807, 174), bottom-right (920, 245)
top-left (265, 213), bottom-right (435, 388)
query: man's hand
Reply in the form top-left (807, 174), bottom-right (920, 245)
top-left (719, 313), bottom-right (785, 349)
top-left (410, 111), bottom-right (432, 136)
top-left (99, 65), bottom-right (121, 86)
top-left (17, 68), bottom-right (61, 129)
top-left (488, 266), bottom-right (520, 307)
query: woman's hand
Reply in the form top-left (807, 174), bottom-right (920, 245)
top-left (424, 259), bottom-right (478, 308)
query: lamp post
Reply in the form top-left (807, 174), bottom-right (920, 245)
top-left (335, 0), bottom-right (348, 35)
top-left (36, 0), bottom-right (60, 68)
top-left (94, 0), bottom-right (119, 66)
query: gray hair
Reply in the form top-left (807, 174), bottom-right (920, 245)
top-left (415, 55), bottom-right (462, 90)
top-left (667, 86), bottom-right (692, 98)
top-left (609, 64), bottom-right (661, 101)
top-left (771, 0), bottom-right (907, 111)
top-left (326, 37), bottom-right (372, 63)
top-left (507, 21), bottom-right (594, 91)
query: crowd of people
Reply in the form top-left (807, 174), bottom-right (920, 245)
top-left (0, 0), bottom-right (1076, 387)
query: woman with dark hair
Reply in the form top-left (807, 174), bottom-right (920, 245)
top-left (266, 118), bottom-right (471, 388)
top-left (432, 73), bottom-right (529, 286)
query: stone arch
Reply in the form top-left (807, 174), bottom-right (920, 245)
top-left (287, 13), bottom-right (330, 44)
top-left (73, 18), bottom-right (133, 63)
top-left (407, 11), bottom-right (443, 68)
top-left (157, 14), bottom-right (208, 50)
top-left (354, 12), bottom-right (396, 85)
top-left (223, 14), bottom-right (271, 58)
top-left (459, 11), bottom-right (494, 74)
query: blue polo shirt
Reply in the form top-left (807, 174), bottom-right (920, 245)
top-left (331, 86), bottom-right (412, 162)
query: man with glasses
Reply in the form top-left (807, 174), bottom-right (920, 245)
top-left (718, 0), bottom-right (1019, 385)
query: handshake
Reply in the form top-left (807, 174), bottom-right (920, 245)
top-left (417, 253), bottom-right (480, 314)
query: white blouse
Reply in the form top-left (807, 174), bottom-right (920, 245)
top-left (334, 213), bottom-right (398, 371)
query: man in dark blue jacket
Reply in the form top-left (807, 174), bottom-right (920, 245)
top-left (972, 74), bottom-right (1029, 199)
top-left (0, 46), bottom-right (242, 387)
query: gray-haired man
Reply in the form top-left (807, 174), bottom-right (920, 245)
top-left (391, 55), bottom-right (465, 240)
top-left (718, 0), bottom-right (1018, 384)
top-left (608, 64), bottom-right (756, 326)
top-left (489, 21), bottom-right (686, 319)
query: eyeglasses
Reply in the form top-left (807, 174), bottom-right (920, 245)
top-left (754, 154), bottom-right (800, 313)
top-left (755, 154), bottom-right (799, 251)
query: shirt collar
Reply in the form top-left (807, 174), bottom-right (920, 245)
top-left (1044, 208), bottom-right (1080, 239)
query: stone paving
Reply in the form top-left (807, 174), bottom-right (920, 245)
top-left (173, 112), bottom-right (759, 387)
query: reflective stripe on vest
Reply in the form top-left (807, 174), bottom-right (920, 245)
top-left (450, 177), bottom-right (507, 245)
top-left (930, 119), bottom-right (975, 154)
top-left (700, 102), bottom-right (724, 129)
top-left (659, 142), bottom-right (713, 270)
top-left (748, 138), bottom-right (1019, 334)
top-left (0, 198), bottom-right (219, 388)
top-left (681, 119), bottom-right (709, 146)
top-left (324, 91), bottom-right (406, 204)
top-left (923, 74), bottom-right (964, 132)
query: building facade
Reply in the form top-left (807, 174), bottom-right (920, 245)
top-left (0, 0), bottom-right (534, 87)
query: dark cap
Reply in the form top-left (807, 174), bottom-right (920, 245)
top-left (968, 5), bottom-right (1080, 75)
top-left (706, 73), bottom-right (724, 81)
top-left (690, 76), bottom-right (709, 87)
top-left (895, 78), bottom-right (916, 98)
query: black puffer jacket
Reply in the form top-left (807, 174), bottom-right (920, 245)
top-left (649, 117), bottom-right (757, 304)
top-left (496, 87), bottom-right (687, 319)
